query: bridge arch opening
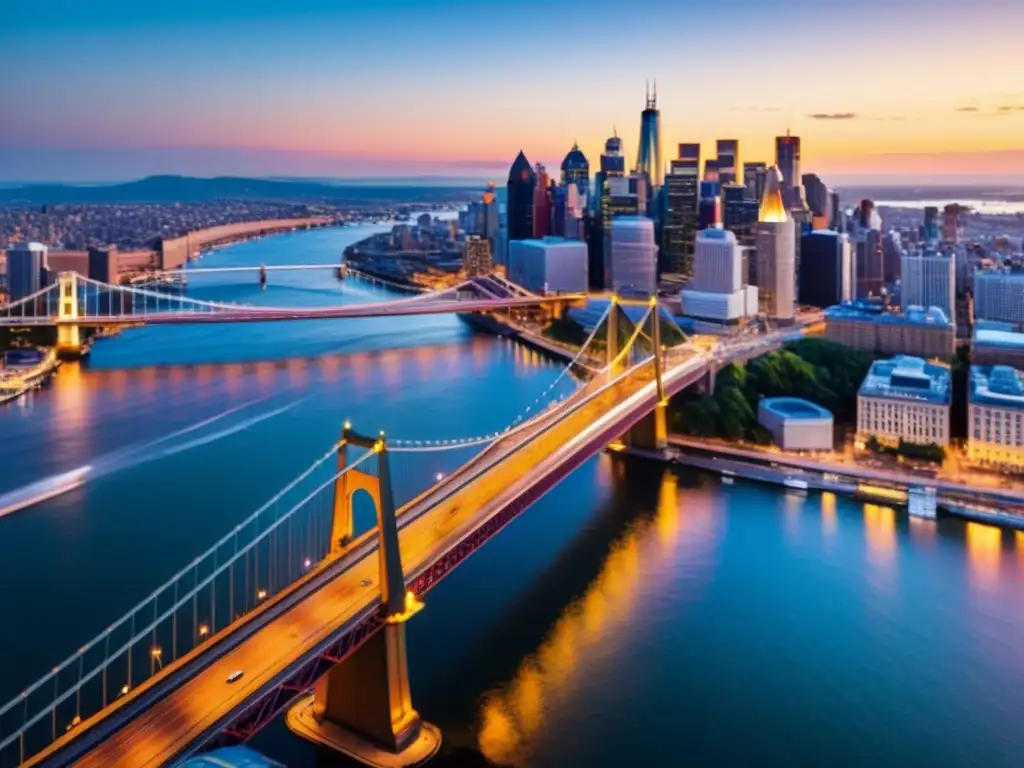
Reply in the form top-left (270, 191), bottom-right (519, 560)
top-left (348, 486), bottom-right (381, 540)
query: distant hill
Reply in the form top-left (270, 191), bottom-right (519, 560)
top-left (0, 175), bottom-right (480, 205)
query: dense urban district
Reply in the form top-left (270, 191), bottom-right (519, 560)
top-left (3, 88), bottom-right (1024, 500)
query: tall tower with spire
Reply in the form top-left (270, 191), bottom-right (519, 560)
top-left (635, 81), bottom-right (663, 189)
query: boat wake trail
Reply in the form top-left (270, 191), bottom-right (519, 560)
top-left (0, 396), bottom-right (307, 519)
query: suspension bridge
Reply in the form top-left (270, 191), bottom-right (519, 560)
top-left (0, 298), bottom-right (795, 768)
top-left (0, 271), bottom-right (584, 355)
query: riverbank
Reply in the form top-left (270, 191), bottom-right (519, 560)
top-left (620, 438), bottom-right (1024, 531)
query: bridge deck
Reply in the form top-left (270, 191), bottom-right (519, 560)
top-left (35, 351), bottom-right (706, 767)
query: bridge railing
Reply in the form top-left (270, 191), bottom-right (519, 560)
top-left (0, 444), bottom-right (382, 767)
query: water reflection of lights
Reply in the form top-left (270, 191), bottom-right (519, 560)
top-left (1016, 531), bottom-right (1024, 572)
top-left (863, 503), bottom-right (896, 566)
top-left (478, 471), bottom-right (718, 766)
top-left (820, 492), bottom-right (837, 540)
top-left (966, 522), bottom-right (1002, 591)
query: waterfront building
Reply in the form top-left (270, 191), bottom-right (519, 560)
top-left (680, 229), bottom-right (758, 323)
top-left (775, 132), bottom-right (802, 210)
top-left (801, 173), bottom-right (828, 218)
top-left (857, 355), bottom-right (952, 447)
top-left (462, 236), bottom-right (492, 277)
top-left (973, 268), bottom-right (1024, 329)
top-left (661, 143), bottom-right (701, 278)
top-left (972, 327), bottom-right (1024, 368)
top-left (607, 216), bottom-right (657, 295)
top-left (506, 152), bottom-right (536, 243)
top-left (855, 229), bottom-right (884, 299)
top-left (560, 142), bottom-right (590, 196)
top-left (757, 397), bottom-right (834, 451)
top-left (532, 164), bottom-right (552, 239)
top-left (507, 237), bottom-right (588, 294)
top-left (825, 303), bottom-right (954, 360)
top-left (900, 250), bottom-right (955, 318)
top-left (798, 230), bottom-right (852, 307)
top-left (755, 168), bottom-right (796, 321)
top-left (635, 82), bottom-right (662, 189)
top-left (968, 365), bottom-right (1024, 469)
top-left (716, 139), bottom-right (739, 185)
top-left (6, 241), bottom-right (47, 302)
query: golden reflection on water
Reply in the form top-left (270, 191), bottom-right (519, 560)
top-left (863, 504), bottom-right (896, 566)
top-left (966, 522), bottom-right (1002, 591)
top-left (477, 469), bottom-right (717, 766)
top-left (821, 492), bottom-right (837, 540)
top-left (1016, 531), bottom-right (1024, 573)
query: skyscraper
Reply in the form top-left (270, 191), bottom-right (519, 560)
top-left (698, 181), bottom-right (721, 231)
top-left (743, 162), bottom-right (767, 202)
top-left (680, 229), bottom-right (759, 323)
top-left (801, 173), bottom-right (829, 217)
top-left (607, 217), bottom-right (658, 295)
top-left (775, 132), bottom-right (802, 210)
top-left (755, 168), bottom-right (796, 320)
top-left (6, 242), bottom-right (47, 302)
top-left (923, 206), bottom-right (940, 243)
top-left (560, 142), bottom-right (590, 196)
top-left (855, 229), bottom-right (884, 299)
top-left (506, 152), bottom-right (536, 242)
top-left (635, 82), bottom-right (662, 189)
top-left (799, 231), bottom-right (851, 307)
top-left (901, 250), bottom-right (955, 317)
top-left (942, 204), bottom-right (963, 244)
top-left (661, 143), bottom-right (701, 278)
top-left (722, 183), bottom-right (759, 245)
top-left (716, 140), bottom-right (739, 185)
top-left (532, 163), bottom-right (552, 238)
top-left (463, 236), bottom-right (493, 277)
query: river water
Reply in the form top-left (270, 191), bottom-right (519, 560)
top-left (1, 225), bottom-right (1023, 767)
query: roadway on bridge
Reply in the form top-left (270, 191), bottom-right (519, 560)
top-left (47, 351), bottom-right (706, 767)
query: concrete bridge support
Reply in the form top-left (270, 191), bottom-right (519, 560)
top-left (55, 272), bottom-right (84, 359)
top-left (287, 426), bottom-right (441, 767)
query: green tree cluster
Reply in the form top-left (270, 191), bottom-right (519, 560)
top-left (669, 337), bottom-right (874, 442)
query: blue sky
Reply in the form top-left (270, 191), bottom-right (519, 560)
top-left (3, 0), bottom-right (1023, 182)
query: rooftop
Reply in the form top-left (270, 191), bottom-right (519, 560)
top-left (512, 236), bottom-right (586, 250)
top-left (973, 328), bottom-right (1024, 350)
top-left (761, 397), bottom-right (833, 420)
top-left (859, 355), bottom-right (951, 405)
top-left (970, 365), bottom-right (1024, 408)
top-left (826, 303), bottom-right (951, 328)
top-left (975, 268), bottom-right (1024, 282)
top-left (697, 228), bottom-right (736, 243)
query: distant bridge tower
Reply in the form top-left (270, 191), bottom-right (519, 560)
top-left (55, 271), bottom-right (84, 358)
top-left (286, 424), bottom-right (442, 767)
top-left (606, 296), bottom-right (668, 451)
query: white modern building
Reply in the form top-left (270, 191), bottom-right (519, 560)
top-left (973, 268), bottom-right (1024, 329)
top-left (757, 397), bottom-right (834, 451)
top-left (755, 167), bottom-right (796, 321)
top-left (606, 216), bottom-right (657, 295)
top-left (680, 228), bottom-right (758, 323)
top-left (967, 365), bottom-right (1024, 470)
top-left (507, 237), bottom-right (588, 294)
top-left (901, 250), bottom-right (955, 318)
top-left (857, 355), bottom-right (952, 447)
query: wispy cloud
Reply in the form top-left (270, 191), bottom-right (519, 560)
top-left (955, 106), bottom-right (979, 112)
top-left (998, 105), bottom-right (1024, 112)
top-left (809, 112), bottom-right (857, 120)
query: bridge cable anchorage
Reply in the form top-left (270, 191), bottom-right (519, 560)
top-left (388, 301), bottom-right (616, 453)
top-left (0, 442), bottom-right (382, 762)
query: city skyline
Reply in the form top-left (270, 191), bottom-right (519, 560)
top-left (3, 0), bottom-right (1024, 182)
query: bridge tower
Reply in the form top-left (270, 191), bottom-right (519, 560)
top-left (624, 296), bottom-right (668, 451)
top-left (55, 271), bottom-right (85, 359)
top-left (287, 425), bottom-right (442, 767)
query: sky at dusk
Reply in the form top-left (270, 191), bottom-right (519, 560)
top-left (3, 0), bottom-right (1024, 184)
